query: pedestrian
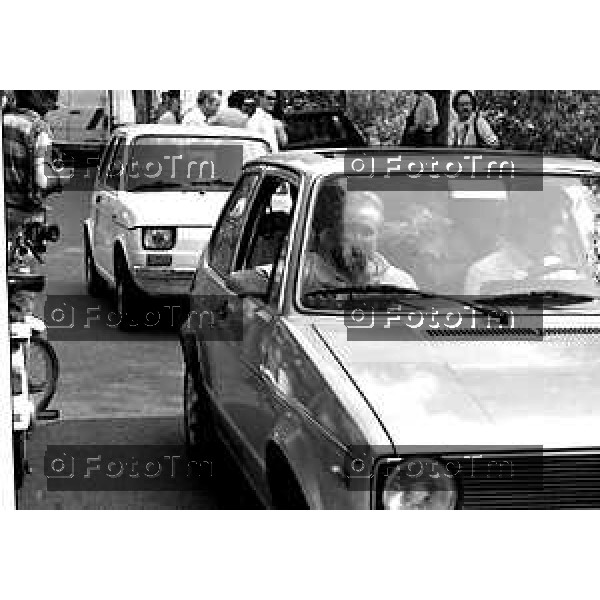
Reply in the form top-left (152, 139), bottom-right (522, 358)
top-left (448, 90), bottom-right (499, 148)
top-left (210, 91), bottom-right (249, 128)
top-left (182, 90), bottom-right (222, 126)
top-left (402, 90), bottom-right (439, 147)
top-left (3, 90), bottom-right (61, 315)
top-left (156, 91), bottom-right (181, 124)
top-left (246, 92), bottom-right (279, 152)
top-left (254, 90), bottom-right (287, 149)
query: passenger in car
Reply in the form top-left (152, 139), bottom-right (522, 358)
top-left (302, 183), bottom-right (418, 292)
top-left (464, 199), bottom-right (582, 295)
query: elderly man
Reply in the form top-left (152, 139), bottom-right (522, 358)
top-left (302, 181), bottom-right (418, 292)
top-left (182, 90), bottom-right (221, 126)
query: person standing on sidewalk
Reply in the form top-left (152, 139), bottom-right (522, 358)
top-left (182, 90), bottom-right (222, 126)
top-left (448, 90), bottom-right (499, 148)
top-left (156, 91), bottom-right (181, 124)
top-left (402, 90), bottom-right (439, 147)
top-left (4, 90), bottom-right (59, 243)
top-left (246, 91), bottom-right (280, 153)
top-left (3, 90), bottom-right (61, 317)
top-left (255, 90), bottom-right (287, 149)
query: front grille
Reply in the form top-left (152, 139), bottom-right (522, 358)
top-left (451, 451), bottom-right (600, 509)
top-left (374, 452), bottom-right (600, 509)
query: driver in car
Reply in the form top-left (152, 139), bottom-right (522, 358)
top-left (464, 199), bottom-right (582, 295)
top-left (302, 182), bottom-right (418, 293)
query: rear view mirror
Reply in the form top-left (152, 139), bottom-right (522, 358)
top-left (226, 269), bottom-right (269, 301)
top-left (275, 182), bottom-right (290, 196)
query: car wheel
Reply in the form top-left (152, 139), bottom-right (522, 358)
top-left (84, 237), bottom-right (103, 297)
top-left (114, 255), bottom-right (143, 332)
top-left (183, 364), bottom-right (215, 459)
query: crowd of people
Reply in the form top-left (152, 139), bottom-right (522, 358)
top-left (149, 89), bottom-right (503, 152)
top-left (151, 90), bottom-right (288, 152)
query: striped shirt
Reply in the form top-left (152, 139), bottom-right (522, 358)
top-left (3, 108), bottom-right (51, 209)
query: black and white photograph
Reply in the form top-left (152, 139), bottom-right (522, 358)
top-left (2, 7), bottom-right (599, 599)
top-left (4, 87), bottom-right (600, 511)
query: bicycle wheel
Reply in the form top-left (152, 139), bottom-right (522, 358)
top-left (27, 337), bottom-right (59, 413)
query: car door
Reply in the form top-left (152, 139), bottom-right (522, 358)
top-left (94, 136), bottom-right (125, 276)
top-left (212, 172), bottom-right (300, 484)
top-left (191, 170), bottom-right (262, 436)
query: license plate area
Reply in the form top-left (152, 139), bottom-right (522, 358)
top-left (146, 254), bottom-right (172, 267)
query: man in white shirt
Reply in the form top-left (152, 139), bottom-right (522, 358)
top-left (246, 91), bottom-right (288, 152)
top-left (464, 202), bottom-right (583, 295)
top-left (210, 91), bottom-right (249, 128)
top-left (182, 90), bottom-right (221, 126)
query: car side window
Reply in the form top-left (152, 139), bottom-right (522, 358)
top-left (234, 174), bottom-right (299, 303)
top-left (208, 172), bottom-right (260, 277)
top-left (105, 138), bottom-right (125, 190)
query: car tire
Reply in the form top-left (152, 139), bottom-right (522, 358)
top-left (84, 235), bottom-right (103, 297)
top-left (114, 254), bottom-right (143, 332)
top-left (183, 364), bottom-right (216, 460)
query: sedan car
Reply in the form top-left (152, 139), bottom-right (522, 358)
top-left (83, 124), bottom-right (272, 329)
top-left (180, 148), bottom-right (600, 509)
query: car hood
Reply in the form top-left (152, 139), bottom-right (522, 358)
top-left (312, 316), bottom-right (600, 449)
top-left (120, 190), bottom-right (230, 227)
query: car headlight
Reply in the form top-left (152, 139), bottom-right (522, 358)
top-left (381, 457), bottom-right (458, 510)
top-left (142, 227), bottom-right (175, 250)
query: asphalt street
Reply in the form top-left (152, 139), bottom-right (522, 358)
top-left (18, 169), bottom-right (261, 509)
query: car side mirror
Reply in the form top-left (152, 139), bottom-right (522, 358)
top-left (226, 269), bottom-right (269, 301)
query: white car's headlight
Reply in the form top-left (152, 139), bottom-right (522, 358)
top-left (142, 227), bottom-right (175, 250)
top-left (381, 457), bottom-right (458, 510)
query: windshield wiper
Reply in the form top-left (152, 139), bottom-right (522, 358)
top-left (302, 285), bottom-right (512, 325)
top-left (475, 289), bottom-right (598, 306)
top-left (129, 182), bottom-right (184, 191)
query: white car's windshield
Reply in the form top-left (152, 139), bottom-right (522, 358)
top-left (298, 174), bottom-right (600, 306)
top-left (126, 136), bottom-right (269, 192)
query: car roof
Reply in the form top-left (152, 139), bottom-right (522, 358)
top-left (247, 148), bottom-right (600, 177)
top-left (113, 123), bottom-right (270, 143)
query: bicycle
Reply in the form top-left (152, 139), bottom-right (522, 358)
top-left (8, 216), bottom-right (61, 490)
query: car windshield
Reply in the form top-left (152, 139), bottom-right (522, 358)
top-left (298, 173), bottom-right (600, 309)
top-left (126, 136), bottom-right (269, 192)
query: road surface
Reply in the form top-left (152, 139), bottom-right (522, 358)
top-left (18, 169), bottom-right (260, 509)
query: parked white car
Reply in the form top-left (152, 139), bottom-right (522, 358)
top-left (82, 124), bottom-right (272, 329)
